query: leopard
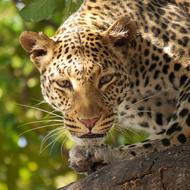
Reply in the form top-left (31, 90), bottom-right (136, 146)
top-left (20, 0), bottom-right (190, 173)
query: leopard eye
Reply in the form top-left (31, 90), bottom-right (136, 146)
top-left (99, 74), bottom-right (114, 87)
top-left (56, 80), bottom-right (72, 89)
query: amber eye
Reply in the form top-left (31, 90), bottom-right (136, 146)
top-left (99, 74), bottom-right (114, 87)
top-left (56, 80), bottom-right (72, 89)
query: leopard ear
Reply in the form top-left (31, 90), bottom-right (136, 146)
top-left (19, 31), bottom-right (56, 72)
top-left (102, 16), bottom-right (137, 44)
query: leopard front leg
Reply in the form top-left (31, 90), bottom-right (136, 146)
top-left (69, 141), bottom-right (161, 173)
top-left (69, 144), bottom-right (117, 173)
top-left (69, 138), bottom-right (170, 174)
top-left (69, 145), bottom-right (94, 173)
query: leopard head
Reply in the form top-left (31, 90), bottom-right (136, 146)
top-left (20, 16), bottom-right (136, 142)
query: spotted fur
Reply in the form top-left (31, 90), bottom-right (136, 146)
top-left (20, 0), bottom-right (190, 170)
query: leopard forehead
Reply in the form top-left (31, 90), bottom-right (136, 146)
top-left (45, 30), bottom-right (122, 80)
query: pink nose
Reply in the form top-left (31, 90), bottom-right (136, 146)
top-left (79, 117), bottom-right (100, 129)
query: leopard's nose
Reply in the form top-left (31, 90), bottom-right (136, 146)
top-left (79, 117), bottom-right (100, 129)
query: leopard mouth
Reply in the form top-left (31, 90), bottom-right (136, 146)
top-left (80, 133), bottom-right (105, 138)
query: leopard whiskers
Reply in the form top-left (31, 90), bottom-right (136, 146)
top-left (19, 123), bottom-right (64, 136)
top-left (40, 127), bottom-right (65, 154)
top-left (106, 123), bottom-right (118, 143)
top-left (50, 133), bottom-right (67, 154)
top-left (127, 109), bottom-right (157, 114)
top-left (110, 125), bottom-right (133, 142)
top-left (128, 88), bottom-right (172, 109)
top-left (17, 102), bottom-right (69, 154)
top-left (126, 127), bottom-right (141, 137)
top-left (106, 127), bottom-right (114, 141)
top-left (18, 103), bottom-right (63, 119)
top-left (44, 130), bottom-right (68, 155)
top-left (41, 127), bottom-right (63, 147)
top-left (61, 142), bottom-right (65, 160)
top-left (18, 118), bottom-right (63, 128)
top-left (113, 125), bottom-right (126, 135)
top-left (45, 109), bottom-right (62, 117)
top-left (32, 100), bottom-right (47, 107)
top-left (40, 133), bottom-right (62, 154)
top-left (114, 124), bottom-right (141, 137)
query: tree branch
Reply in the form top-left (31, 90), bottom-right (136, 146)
top-left (59, 140), bottom-right (190, 190)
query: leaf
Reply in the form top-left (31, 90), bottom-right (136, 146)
top-left (20, 0), bottom-right (57, 22)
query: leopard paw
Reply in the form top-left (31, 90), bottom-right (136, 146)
top-left (69, 145), bottom-right (107, 173)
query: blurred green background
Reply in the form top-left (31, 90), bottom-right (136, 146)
top-left (0, 0), bottom-right (148, 189)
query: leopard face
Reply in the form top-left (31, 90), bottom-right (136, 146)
top-left (42, 32), bottom-right (129, 139)
top-left (20, 22), bottom-right (132, 140)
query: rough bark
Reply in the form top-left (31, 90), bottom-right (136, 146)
top-left (59, 141), bottom-right (190, 190)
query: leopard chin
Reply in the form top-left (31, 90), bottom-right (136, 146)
top-left (80, 133), bottom-right (105, 139)
top-left (72, 135), bottom-right (105, 146)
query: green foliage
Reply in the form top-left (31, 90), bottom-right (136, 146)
top-left (20, 0), bottom-right (83, 22)
top-left (20, 0), bottom-right (58, 22)
top-left (0, 0), bottom-right (147, 189)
